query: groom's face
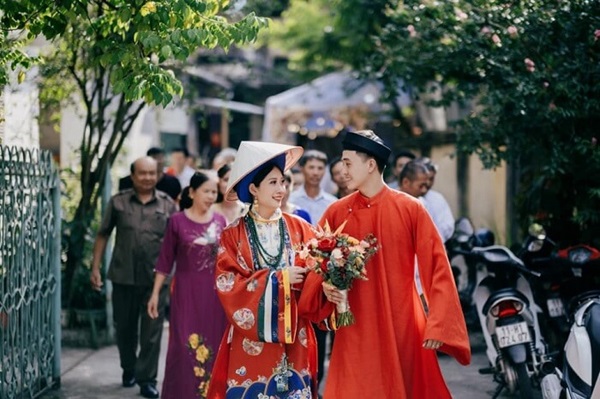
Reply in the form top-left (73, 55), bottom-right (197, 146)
top-left (341, 150), bottom-right (369, 191)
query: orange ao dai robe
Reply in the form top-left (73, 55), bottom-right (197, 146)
top-left (208, 213), bottom-right (334, 399)
top-left (320, 186), bottom-right (471, 399)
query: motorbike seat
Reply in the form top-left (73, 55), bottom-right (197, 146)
top-left (584, 300), bottom-right (600, 392)
top-left (473, 245), bottom-right (525, 267)
top-left (482, 287), bottom-right (530, 316)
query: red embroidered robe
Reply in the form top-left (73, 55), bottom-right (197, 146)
top-left (208, 213), bottom-right (334, 399)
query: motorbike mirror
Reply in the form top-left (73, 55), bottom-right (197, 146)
top-left (528, 223), bottom-right (546, 240)
top-left (456, 234), bottom-right (471, 244)
top-left (527, 239), bottom-right (544, 252)
top-left (455, 217), bottom-right (474, 237)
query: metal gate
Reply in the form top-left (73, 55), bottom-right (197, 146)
top-left (0, 146), bottom-right (61, 398)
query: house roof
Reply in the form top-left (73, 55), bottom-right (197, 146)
top-left (195, 98), bottom-right (264, 115)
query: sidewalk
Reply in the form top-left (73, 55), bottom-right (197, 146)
top-left (40, 325), bottom-right (168, 399)
top-left (41, 323), bottom-right (329, 399)
top-left (39, 326), bottom-right (491, 399)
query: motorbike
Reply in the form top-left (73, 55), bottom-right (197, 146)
top-left (539, 243), bottom-right (600, 399)
top-left (518, 224), bottom-right (569, 357)
top-left (446, 217), bottom-right (495, 327)
top-left (453, 219), bottom-right (551, 399)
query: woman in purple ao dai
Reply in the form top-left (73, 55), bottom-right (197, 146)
top-left (148, 171), bottom-right (228, 398)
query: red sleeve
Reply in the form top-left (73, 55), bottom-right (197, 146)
top-left (414, 203), bottom-right (471, 365)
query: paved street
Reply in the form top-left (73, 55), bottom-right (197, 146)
top-left (439, 329), bottom-right (542, 399)
top-left (39, 324), bottom-right (543, 399)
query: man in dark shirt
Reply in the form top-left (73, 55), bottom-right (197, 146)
top-left (119, 147), bottom-right (181, 201)
top-left (91, 156), bottom-right (177, 398)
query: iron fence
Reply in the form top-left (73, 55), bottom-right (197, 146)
top-left (0, 146), bottom-right (61, 398)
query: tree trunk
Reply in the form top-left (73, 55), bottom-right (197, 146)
top-left (63, 191), bottom-right (97, 309)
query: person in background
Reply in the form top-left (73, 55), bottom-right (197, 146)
top-left (320, 130), bottom-right (470, 398)
top-left (398, 160), bottom-right (431, 199)
top-left (290, 150), bottom-right (337, 225)
top-left (207, 141), bottom-right (334, 399)
top-left (211, 147), bottom-right (238, 171)
top-left (388, 150), bottom-right (417, 189)
top-left (119, 147), bottom-right (181, 201)
top-left (169, 147), bottom-right (196, 189)
top-left (329, 156), bottom-right (354, 198)
top-left (90, 157), bottom-right (178, 399)
top-left (398, 160), bottom-right (438, 303)
top-left (147, 171), bottom-right (228, 399)
top-left (186, 153), bottom-right (201, 169)
top-left (281, 170), bottom-right (311, 223)
top-left (212, 163), bottom-right (246, 225)
top-left (419, 157), bottom-right (455, 243)
top-left (289, 149), bottom-right (337, 392)
top-left (290, 167), bottom-right (304, 191)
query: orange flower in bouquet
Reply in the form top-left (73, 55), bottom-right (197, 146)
top-left (296, 221), bottom-right (378, 326)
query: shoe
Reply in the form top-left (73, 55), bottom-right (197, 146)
top-left (122, 371), bottom-right (136, 388)
top-left (139, 383), bottom-right (159, 399)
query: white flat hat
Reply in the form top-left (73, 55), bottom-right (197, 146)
top-left (225, 141), bottom-right (303, 202)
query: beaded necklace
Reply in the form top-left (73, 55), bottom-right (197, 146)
top-left (246, 212), bottom-right (286, 268)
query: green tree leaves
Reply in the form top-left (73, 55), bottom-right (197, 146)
top-left (1, 0), bottom-right (268, 307)
top-left (1, 0), bottom-right (267, 106)
top-left (269, 0), bottom-right (600, 245)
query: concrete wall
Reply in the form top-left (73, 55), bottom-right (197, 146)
top-left (468, 155), bottom-right (507, 244)
top-left (113, 103), bottom-right (190, 177)
top-left (429, 144), bottom-right (507, 244)
top-left (2, 68), bottom-right (40, 148)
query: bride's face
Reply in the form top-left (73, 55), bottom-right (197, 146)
top-left (250, 167), bottom-right (286, 215)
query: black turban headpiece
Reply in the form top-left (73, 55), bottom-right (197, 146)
top-left (342, 131), bottom-right (391, 164)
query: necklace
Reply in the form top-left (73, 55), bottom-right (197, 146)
top-left (246, 214), bottom-right (285, 268)
top-left (250, 207), bottom-right (282, 223)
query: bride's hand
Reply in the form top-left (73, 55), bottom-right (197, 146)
top-left (288, 266), bottom-right (307, 285)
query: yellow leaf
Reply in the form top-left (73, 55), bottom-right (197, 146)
top-left (333, 220), bottom-right (348, 236)
top-left (17, 70), bottom-right (26, 84)
top-left (140, 1), bottom-right (157, 17)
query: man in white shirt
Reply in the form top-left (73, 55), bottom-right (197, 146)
top-left (289, 150), bottom-right (338, 225)
top-left (420, 158), bottom-right (455, 243)
top-left (169, 147), bottom-right (196, 189)
top-left (398, 159), bottom-right (454, 242)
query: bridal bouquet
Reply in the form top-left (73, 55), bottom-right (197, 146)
top-left (296, 221), bottom-right (378, 326)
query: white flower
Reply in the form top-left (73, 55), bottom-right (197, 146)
top-left (298, 247), bottom-right (310, 260)
top-left (331, 248), bottom-right (344, 260)
top-left (351, 245), bottom-right (365, 254)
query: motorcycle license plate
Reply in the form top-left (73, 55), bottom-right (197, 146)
top-left (495, 322), bottom-right (531, 348)
top-left (547, 298), bottom-right (565, 317)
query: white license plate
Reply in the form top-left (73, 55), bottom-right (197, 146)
top-left (547, 298), bottom-right (565, 318)
top-left (496, 321), bottom-right (531, 348)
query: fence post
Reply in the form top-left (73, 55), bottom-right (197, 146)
top-left (52, 166), bottom-right (62, 387)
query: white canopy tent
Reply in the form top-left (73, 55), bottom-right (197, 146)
top-left (261, 71), bottom-right (414, 144)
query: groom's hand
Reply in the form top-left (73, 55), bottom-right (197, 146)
top-left (423, 339), bottom-right (443, 350)
top-left (322, 282), bottom-right (348, 307)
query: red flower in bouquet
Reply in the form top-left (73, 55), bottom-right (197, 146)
top-left (296, 221), bottom-right (378, 326)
